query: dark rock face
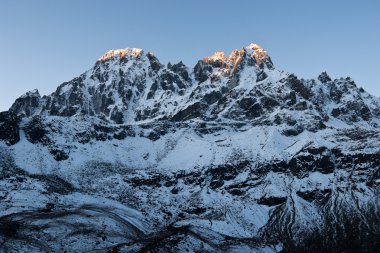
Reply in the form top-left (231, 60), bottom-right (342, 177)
top-left (287, 91), bottom-right (297, 106)
top-left (0, 220), bottom-right (20, 238)
top-left (0, 112), bottom-right (20, 146)
top-left (256, 70), bottom-right (268, 82)
top-left (75, 124), bottom-right (135, 144)
top-left (260, 96), bottom-right (280, 110)
top-left (44, 77), bottom-right (86, 117)
top-left (29, 174), bottom-right (74, 194)
top-left (282, 127), bottom-right (304, 136)
top-left (288, 74), bottom-right (312, 99)
top-left (289, 154), bottom-right (334, 178)
top-left (295, 101), bottom-right (307, 110)
top-left (171, 102), bottom-right (204, 121)
top-left (296, 188), bottom-right (331, 202)
top-left (110, 107), bottom-right (124, 124)
top-left (238, 97), bottom-right (263, 119)
top-left (194, 60), bottom-right (212, 83)
top-left (147, 81), bottom-right (158, 99)
top-left (9, 89), bottom-right (42, 117)
top-left (147, 52), bottom-right (161, 72)
top-left (318, 71), bottom-right (332, 83)
top-left (263, 56), bottom-right (274, 69)
top-left (203, 90), bottom-right (222, 105)
top-left (49, 149), bottom-right (69, 161)
top-left (331, 108), bottom-right (341, 117)
top-left (168, 61), bottom-right (190, 81)
top-left (23, 116), bottom-right (51, 145)
top-left (207, 164), bottom-right (242, 189)
top-left (360, 105), bottom-right (371, 121)
top-left (258, 196), bottom-right (287, 206)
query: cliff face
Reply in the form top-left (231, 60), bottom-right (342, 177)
top-left (0, 43), bottom-right (379, 252)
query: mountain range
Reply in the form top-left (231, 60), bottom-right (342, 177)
top-left (0, 43), bottom-right (379, 252)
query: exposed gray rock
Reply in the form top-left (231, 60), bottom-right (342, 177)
top-left (0, 112), bottom-right (20, 145)
top-left (10, 89), bottom-right (42, 117)
top-left (194, 60), bottom-right (212, 83)
top-left (318, 71), bottom-right (332, 83)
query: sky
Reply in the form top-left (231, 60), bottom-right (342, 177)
top-left (0, 0), bottom-right (379, 111)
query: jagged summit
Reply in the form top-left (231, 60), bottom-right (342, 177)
top-left (203, 43), bottom-right (272, 69)
top-left (245, 43), bottom-right (269, 64)
top-left (20, 89), bottom-right (40, 98)
top-left (7, 42), bottom-right (380, 126)
top-left (318, 71), bottom-right (332, 83)
top-left (96, 43), bottom-right (272, 70)
top-left (97, 48), bottom-right (144, 62)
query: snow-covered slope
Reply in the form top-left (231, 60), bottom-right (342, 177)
top-left (0, 43), bottom-right (379, 252)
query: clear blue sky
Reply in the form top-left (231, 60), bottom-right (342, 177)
top-left (0, 0), bottom-right (379, 111)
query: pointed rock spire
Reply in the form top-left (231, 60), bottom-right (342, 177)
top-left (318, 71), bottom-right (332, 83)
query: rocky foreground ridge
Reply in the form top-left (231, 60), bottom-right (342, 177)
top-left (0, 43), bottom-right (379, 252)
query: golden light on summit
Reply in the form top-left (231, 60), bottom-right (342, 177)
top-left (204, 51), bottom-right (226, 62)
top-left (247, 43), bottom-right (268, 65)
top-left (97, 48), bottom-right (143, 62)
top-left (202, 43), bottom-right (268, 76)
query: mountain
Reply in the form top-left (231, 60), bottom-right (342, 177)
top-left (0, 43), bottom-right (379, 253)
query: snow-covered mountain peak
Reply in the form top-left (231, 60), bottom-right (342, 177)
top-left (20, 89), bottom-right (40, 98)
top-left (198, 43), bottom-right (274, 79)
top-left (97, 48), bottom-right (144, 62)
top-left (203, 51), bottom-right (226, 62)
top-left (203, 43), bottom-right (271, 68)
top-left (244, 43), bottom-right (268, 64)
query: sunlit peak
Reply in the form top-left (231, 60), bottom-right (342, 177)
top-left (245, 43), bottom-right (268, 64)
top-left (97, 48), bottom-right (143, 62)
top-left (204, 51), bottom-right (226, 62)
